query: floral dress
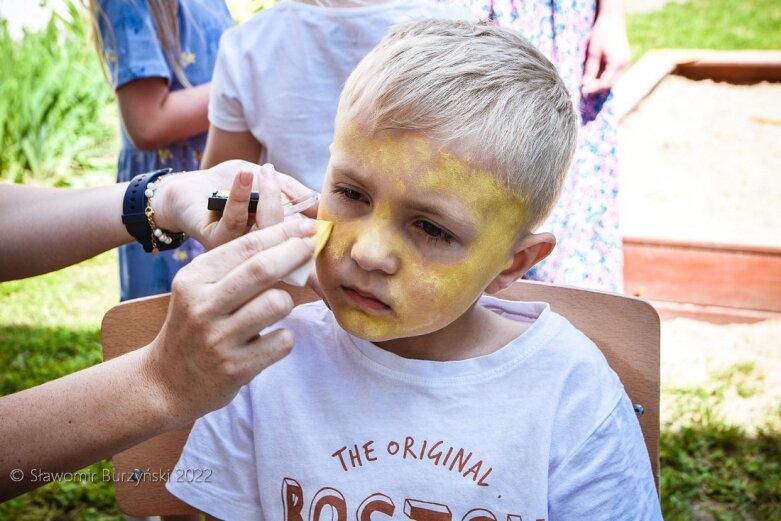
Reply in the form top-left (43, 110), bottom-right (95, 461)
top-left (98, 0), bottom-right (234, 300)
top-left (446, 0), bottom-right (623, 292)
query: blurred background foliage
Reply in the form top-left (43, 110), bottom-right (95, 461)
top-left (0, 0), bottom-right (273, 188)
top-left (0, 1), bottom-right (115, 187)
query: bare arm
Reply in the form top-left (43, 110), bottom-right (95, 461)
top-left (0, 218), bottom-right (317, 500)
top-left (116, 77), bottom-right (211, 150)
top-left (0, 160), bottom-right (315, 281)
top-left (582, 0), bottom-right (631, 94)
top-left (0, 183), bottom-right (133, 281)
top-left (201, 125), bottom-right (263, 169)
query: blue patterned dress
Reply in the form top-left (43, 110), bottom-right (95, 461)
top-left (98, 0), bottom-right (234, 300)
top-left (446, 0), bottom-right (623, 292)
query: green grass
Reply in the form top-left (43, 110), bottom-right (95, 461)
top-left (0, 252), bottom-right (122, 519)
top-left (662, 421), bottom-right (781, 521)
top-left (0, 250), bottom-right (118, 395)
top-left (660, 363), bottom-right (781, 520)
top-left (627, 0), bottom-right (781, 62)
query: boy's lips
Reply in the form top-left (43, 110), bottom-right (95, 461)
top-left (341, 285), bottom-right (391, 313)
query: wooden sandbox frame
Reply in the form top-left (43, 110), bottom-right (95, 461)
top-left (614, 50), bottom-right (781, 323)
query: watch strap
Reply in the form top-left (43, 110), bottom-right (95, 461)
top-left (122, 168), bottom-right (174, 253)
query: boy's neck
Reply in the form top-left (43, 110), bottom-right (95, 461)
top-left (374, 302), bottom-right (530, 362)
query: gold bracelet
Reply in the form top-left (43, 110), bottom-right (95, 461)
top-left (143, 174), bottom-right (187, 256)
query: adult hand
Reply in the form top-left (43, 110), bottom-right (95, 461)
top-left (581, 7), bottom-right (631, 95)
top-left (141, 218), bottom-right (316, 423)
top-left (153, 160), bottom-right (317, 250)
top-left (0, 218), bottom-right (317, 501)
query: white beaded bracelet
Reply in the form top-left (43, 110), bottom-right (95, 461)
top-left (143, 174), bottom-right (187, 255)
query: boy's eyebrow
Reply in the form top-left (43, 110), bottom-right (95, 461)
top-left (406, 199), bottom-right (467, 224)
top-left (331, 166), bottom-right (365, 182)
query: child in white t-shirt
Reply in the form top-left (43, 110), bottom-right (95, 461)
top-left (168, 19), bottom-right (663, 521)
top-left (201, 0), bottom-right (471, 190)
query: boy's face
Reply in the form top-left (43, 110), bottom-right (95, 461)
top-left (316, 124), bottom-right (527, 343)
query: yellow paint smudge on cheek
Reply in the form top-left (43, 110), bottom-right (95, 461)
top-left (374, 173), bottom-right (525, 339)
top-left (337, 213), bottom-right (410, 340)
top-left (396, 264), bottom-right (475, 329)
top-left (365, 254), bottom-right (493, 341)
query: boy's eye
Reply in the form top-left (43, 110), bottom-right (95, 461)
top-left (332, 186), bottom-right (367, 203)
top-left (415, 220), bottom-right (454, 245)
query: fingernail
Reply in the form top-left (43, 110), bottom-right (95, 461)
top-left (299, 219), bottom-right (316, 234)
top-left (239, 171), bottom-right (252, 187)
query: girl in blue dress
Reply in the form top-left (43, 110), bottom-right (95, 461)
top-left (91, 0), bottom-right (234, 300)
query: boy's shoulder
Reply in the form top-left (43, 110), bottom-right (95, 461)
top-left (480, 295), bottom-right (619, 369)
top-left (479, 294), bottom-right (625, 408)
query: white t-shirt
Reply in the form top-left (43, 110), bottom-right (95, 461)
top-left (209, 0), bottom-right (472, 190)
top-left (167, 297), bottom-right (662, 520)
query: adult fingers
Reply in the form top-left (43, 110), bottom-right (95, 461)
top-left (277, 172), bottom-right (320, 218)
top-left (212, 170), bottom-right (255, 245)
top-left (299, 199), bottom-right (319, 219)
top-left (223, 287), bottom-right (297, 343)
top-left (234, 328), bottom-right (296, 384)
top-left (256, 164), bottom-right (284, 229)
top-left (212, 232), bottom-right (315, 312)
top-left (188, 219), bottom-right (315, 283)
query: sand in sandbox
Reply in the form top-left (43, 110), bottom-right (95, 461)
top-left (619, 75), bottom-right (781, 248)
top-left (619, 74), bottom-right (781, 432)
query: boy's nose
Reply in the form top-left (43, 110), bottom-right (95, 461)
top-left (350, 220), bottom-right (399, 275)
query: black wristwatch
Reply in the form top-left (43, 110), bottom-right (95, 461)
top-left (122, 168), bottom-right (185, 253)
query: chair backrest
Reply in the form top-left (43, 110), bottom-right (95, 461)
top-left (102, 280), bottom-right (660, 517)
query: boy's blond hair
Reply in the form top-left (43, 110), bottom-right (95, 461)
top-left (338, 19), bottom-right (578, 230)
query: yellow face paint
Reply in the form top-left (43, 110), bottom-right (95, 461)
top-left (282, 219), bottom-right (333, 287)
top-left (312, 219), bottom-right (334, 256)
top-left (316, 124), bottom-right (527, 344)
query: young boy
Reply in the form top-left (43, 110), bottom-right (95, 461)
top-left (167, 20), bottom-right (662, 520)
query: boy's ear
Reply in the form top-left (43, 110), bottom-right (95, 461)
top-left (485, 232), bottom-right (556, 294)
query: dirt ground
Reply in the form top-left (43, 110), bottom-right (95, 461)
top-left (661, 318), bottom-right (781, 429)
top-left (618, 75), bottom-right (781, 430)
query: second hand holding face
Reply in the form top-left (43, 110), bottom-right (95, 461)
top-left (142, 218), bottom-right (317, 426)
